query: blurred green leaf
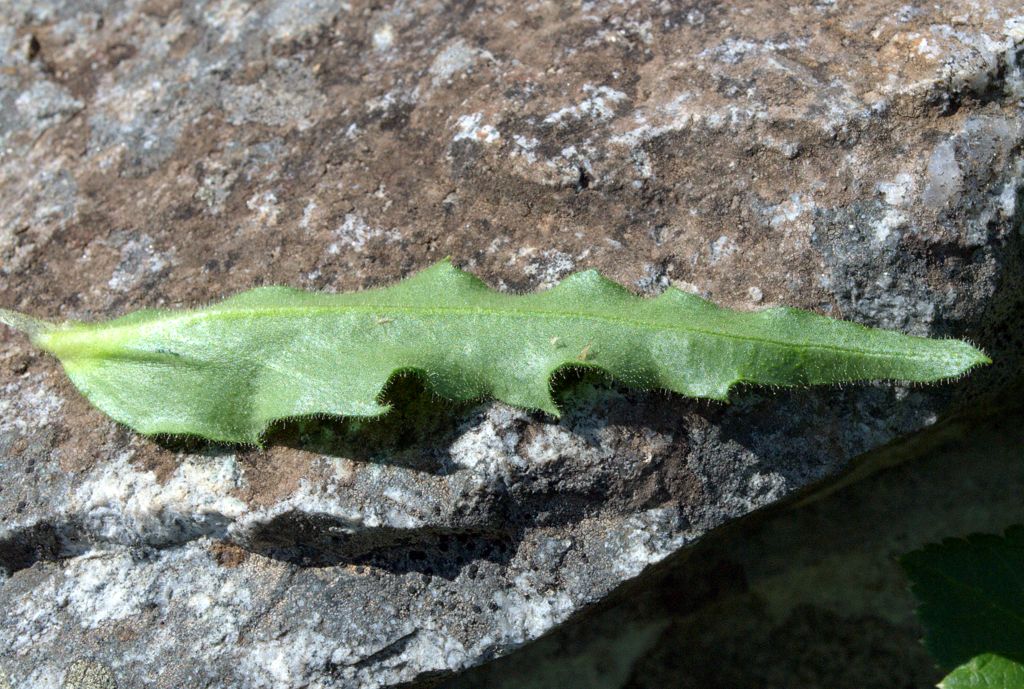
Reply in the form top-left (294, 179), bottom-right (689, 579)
top-left (941, 654), bottom-right (1024, 689)
top-left (902, 525), bottom-right (1024, 670)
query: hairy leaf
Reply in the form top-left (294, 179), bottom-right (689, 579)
top-left (941, 654), bottom-right (1024, 689)
top-left (901, 526), bottom-right (1024, 670)
top-left (0, 259), bottom-right (989, 443)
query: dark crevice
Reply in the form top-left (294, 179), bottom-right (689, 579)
top-left (0, 522), bottom-right (69, 574)
top-left (347, 630), bottom-right (421, 670)
top-left (574, 164), bottom-right (592, 192)
top-left (245, 512), bottom-right (517, 578)
top-left (0, 511), bottom-right (518, 581)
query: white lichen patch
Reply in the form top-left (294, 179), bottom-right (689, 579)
top-left (876, 172), bottom-right (917, 207)
top-left (107, 234), bottom-right (174, 292)
top-left (607, 507), bottom-right (689, 579)
top-left (365, 87), bottom-right (419, 122)
top-left (543, 84), bottom-right (628, 126)
top-left (744, 470), bottom-right (789, 505)
top-left (59, 550), bottom-right (158, 628)
top-left (58, 545), bottom-right (256, 640)
top-left (922, 139), bottom-right (963, 209)
top-left (330, 213), bottom-right (402, 253)
top-left (4, 541), bottom-right (286, 684)
top-left (72, 449), bottom-right (246, 546)
top-left (508, 141), bottom-right (601, 189)
top-left (91, 72), bottom-right (174, 127)
top-left (490, 580), bottom-right (576, 644)
top-left (449, 405), bottom-right (528, 475)
top-left (873, 209), bottom-right (908, 245)
top-left (453, 112), bottom-right (501, 144)
top-left (0, 161), bottom-right (78, 275)
top-left (709, 235), bottom-right (738, 263)
top-left (299, 200), bottom-right (318, 229)
top-left (372, 23), bottom-right (395, 51)
top-left (510, 134), bottom-right (540, 163)
top-left (609, 91), bottom-right (766, 151)
top-left (9, 573), bottom-right (62, 652)
top-left (768, 193), bottom-right (815, 228)
top-left (520, 248), bottom-right (576, 288)
top-left (699, 36), bottom-right (810, 65)
top-left (239, 626), bottom-right (340, 689)
top-left (238, 480), bottom-right (394, 534)
top-left (0, 374), bottom-right (64, 435)
top-left (246, 191), bottom-right (280, 226)
top-left (1007, 16), bottom-right (1024, 40)
top-left (999, 171), bottom-right (1021, 220)
top-left (877, 18), bottom-right (1024, 103)
top-left (397, 629), bottom-right (471, 675)
top-left (635, 263), bottom-right (671, 294)
top-left (514, 422), bottom-right (588, 468)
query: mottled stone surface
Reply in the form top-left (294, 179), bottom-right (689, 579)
top-left (446, 407), bottom-right (1024, 689)
top-left (0, 0), bottom-right (1021, 687)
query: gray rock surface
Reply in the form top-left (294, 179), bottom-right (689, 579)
top-left (446, 405), bottom-right (1024, 689)
top-left (0, 0), bottom-right (1021, 687)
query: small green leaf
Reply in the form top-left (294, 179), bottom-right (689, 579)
top-left (901, 526), bottom-right (1024, 670)
top-left (941, 654), bottom-right (1024, 689)
top-left (0, 259), bottom-right (990, 444)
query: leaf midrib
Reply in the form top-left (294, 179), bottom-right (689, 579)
top-left (54, 302), bottom-right (936, 362)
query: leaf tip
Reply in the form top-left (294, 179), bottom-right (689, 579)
top-left (540, 402), bottom-right (562, 420)
top-left (947, 338), bottom-right (992, 375)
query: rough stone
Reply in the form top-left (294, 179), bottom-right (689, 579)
top-left (0, 0), bottom-right (1021, 687)
top-left (445, 406), bottom-right (1024, 689)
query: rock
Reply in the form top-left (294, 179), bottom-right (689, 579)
top-left (445, 406), bottom-right (1024, 689)
top-left (0, 1), bottom-right (1021, 687)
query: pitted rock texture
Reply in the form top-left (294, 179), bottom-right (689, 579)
top-left (0, 0), bottom-right (1021, 687)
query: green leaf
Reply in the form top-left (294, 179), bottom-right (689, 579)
top-left (0, 259), bottom-right (990, 444)
top-left (941, 654), bottom-right (1024, 689)
top-left (901, 526), bottom-right (1024, 669)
